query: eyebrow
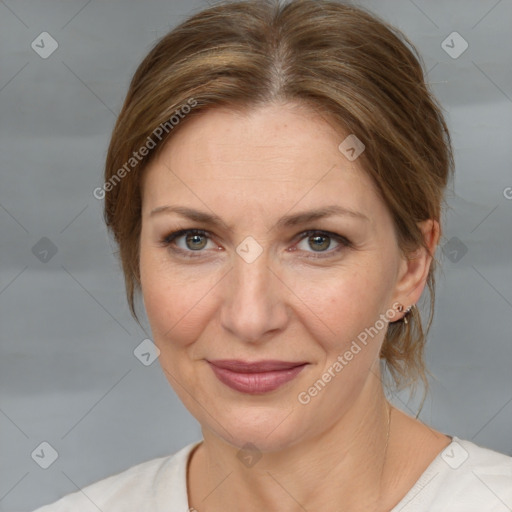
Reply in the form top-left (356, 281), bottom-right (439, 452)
top-left (149, 204), bottom-right (369, 230)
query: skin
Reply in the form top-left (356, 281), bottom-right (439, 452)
top-left (139, 102), bottom-right (451, 512)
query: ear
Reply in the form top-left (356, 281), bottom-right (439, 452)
top-left (391, 219), bottom-right (440, 315)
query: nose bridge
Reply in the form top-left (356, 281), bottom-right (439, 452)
top-left (220, 242), bottom-right (287, 342)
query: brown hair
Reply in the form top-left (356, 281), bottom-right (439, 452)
top-left (104, 0), bottom-right (454, 393)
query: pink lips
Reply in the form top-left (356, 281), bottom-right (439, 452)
top-left (207, 359), bottom-right (307, 394)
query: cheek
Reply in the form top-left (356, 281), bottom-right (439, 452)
top-left (290, 263), bottom-right (392, 348)
top-left (292, 270), bottom-right (393, 404)
top-left (140, 247), bottom-right (219, 348)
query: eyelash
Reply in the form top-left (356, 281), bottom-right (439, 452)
top-left (160, 228), bottom-right (352, 260)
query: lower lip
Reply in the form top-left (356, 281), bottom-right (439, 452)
top-left (208, 363), bottom-right (307, 394)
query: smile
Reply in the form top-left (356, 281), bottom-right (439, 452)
top-left (207, 360), bottom-right (308, 394)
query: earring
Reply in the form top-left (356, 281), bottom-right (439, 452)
top-left (394, 303), bottom-right (413, 323)
top-left (403, 305), bottom-right (414, 324)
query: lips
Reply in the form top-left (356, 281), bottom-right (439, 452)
top-left (208, 359), bottom-right (306, 372)
top-left (207, 359), bottom-right (307, 394)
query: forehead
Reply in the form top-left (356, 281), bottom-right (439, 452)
top-left (141, 103), bottom-right (383, 223)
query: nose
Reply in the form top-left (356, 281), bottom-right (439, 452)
top-left (219, 248), bottom-right (289, 343)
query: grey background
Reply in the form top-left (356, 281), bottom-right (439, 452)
top-left (0, 0), bottom-right (511, 510)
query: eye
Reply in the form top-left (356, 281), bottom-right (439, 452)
top-left (293, 230), bottom-right (352, 258)
top-left (161, 229), bottom-right (218, 258)
top-left (160, 228), bottom-right (352, 260)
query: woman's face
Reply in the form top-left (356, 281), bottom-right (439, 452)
top-left (139, 103), bottom-right (418, 451)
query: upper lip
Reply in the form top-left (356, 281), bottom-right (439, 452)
top-left (207, 359), bottom-right (307, 373)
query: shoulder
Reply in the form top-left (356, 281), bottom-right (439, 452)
top-left (394, 437), bottom-right (512, 512)
top-left (32, 440), bottom-right (201, 512)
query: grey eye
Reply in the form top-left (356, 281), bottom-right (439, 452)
top-left (307, 234), bottom-right (332, 251)
top-left (184, 233), bottom-right (208, 250)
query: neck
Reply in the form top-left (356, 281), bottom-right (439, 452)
top-left (188, 375), bottom-right (396, 512)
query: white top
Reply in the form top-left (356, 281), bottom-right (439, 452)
top-left (33, 436), bottom-right (512, 511)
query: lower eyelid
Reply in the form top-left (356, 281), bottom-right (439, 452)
top-left (294, 241), bottom-right (348, 259)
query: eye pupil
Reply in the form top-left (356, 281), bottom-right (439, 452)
top-left (186, 233), bottom-right (207, 250)
top-left (309, 234), bottom-right (330, 251)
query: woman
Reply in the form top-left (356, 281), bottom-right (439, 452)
top-left (34, 0), bottom-right (512, 510)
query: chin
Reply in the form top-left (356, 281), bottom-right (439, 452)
top-left (202, 402), bottom-right (308, 454)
